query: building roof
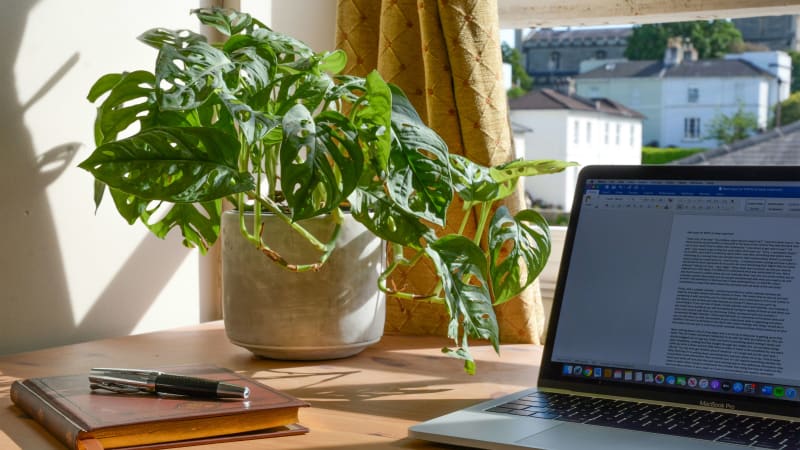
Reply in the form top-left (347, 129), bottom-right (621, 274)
top-left (508, 88), bottom-right (645, 119)
top-left (578, 58), bottom-right (774, 79)
top-left (523, 27), bottom-right (632, 47)
top-left (672, 120), bottom-right (800, 165)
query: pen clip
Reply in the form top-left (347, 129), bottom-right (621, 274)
top-left (91, 367), bottom-right (162, 377)
top-left (89, 368), bottom-right (160, 395)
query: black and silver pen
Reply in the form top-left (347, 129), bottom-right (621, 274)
top-left (89, 368), bottom-right (250, 399)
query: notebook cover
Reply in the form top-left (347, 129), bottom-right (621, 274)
top-left (10, 365), bottom-right (309, 450)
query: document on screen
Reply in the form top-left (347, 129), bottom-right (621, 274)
top-left (649, 214), bottom-right (800, 381)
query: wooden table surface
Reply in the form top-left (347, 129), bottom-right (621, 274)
top-left (0, 321), bottom-right (543, 449)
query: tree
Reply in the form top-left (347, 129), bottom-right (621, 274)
top-left (706, 106), bottom-right (759, 145)
top-left (501, 42), bottom-right (533, 99)
top-left (625, 20), bottom-right (743, 61)
top-left (772, 92), bottom-right (800, 128)
top-left (788, 51), bottom-right (800, 93)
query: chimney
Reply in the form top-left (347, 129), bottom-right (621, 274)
top-left (554, 78), bottom-right (576, 96)
top-left (663, 37), bottom-right (684, 67)
top-left (663, 37), bottom-right (698, 67)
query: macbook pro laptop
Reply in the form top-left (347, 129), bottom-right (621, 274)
top-left (410, 165), bottom-right (800, 450)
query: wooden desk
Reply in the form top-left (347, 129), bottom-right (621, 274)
top-left (0, 321), bottom-right (543, 449)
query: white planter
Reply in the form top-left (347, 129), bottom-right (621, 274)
top-left (221, 211), bottom-right (385, 360)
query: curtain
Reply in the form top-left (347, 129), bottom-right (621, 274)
top-left (336, 0), bottom-right (545, 344)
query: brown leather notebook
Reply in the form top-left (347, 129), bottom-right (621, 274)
top-left (10, 365), bottom-right (309, 450)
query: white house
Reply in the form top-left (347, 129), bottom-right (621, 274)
top-left (575, 42), bottom-right (788, 149)
top-left (509, 88), bottom-right (644, 211)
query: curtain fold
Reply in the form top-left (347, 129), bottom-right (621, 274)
top-left (336, 0), bottom-right (545, 344)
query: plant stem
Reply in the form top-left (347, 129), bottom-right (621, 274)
top-left (253, 195), bottom-right (330, 251)
top-left (473, 201), bottom-right (494, 247)
top-left (377, 247), bottom-right (444, 303)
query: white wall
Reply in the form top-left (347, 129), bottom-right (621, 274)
top-left (661, 77), bottom-right (769, 148)
top-left (511, 109), bottom-right (641, 211)
top-left (511, 110), bottom-right (570, 209)
top-left (576, 77), bottom-right (661, 146)
top-left (0, 0), bottom-right (337, 355)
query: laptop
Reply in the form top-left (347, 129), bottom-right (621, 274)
top-left (410, 164), bottom-right (800, 450)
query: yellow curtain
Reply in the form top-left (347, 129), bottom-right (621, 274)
top-left (336, 0), bottom-right (545, 344)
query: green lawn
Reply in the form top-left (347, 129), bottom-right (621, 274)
top-left (642, 147), bottom-right (706, 164)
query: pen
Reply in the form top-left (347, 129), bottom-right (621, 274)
top-left (89, 368), bottom-right (250, 399)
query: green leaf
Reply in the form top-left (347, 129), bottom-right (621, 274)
top-left (249, 28), bottom-right (314, 65)
top-left (448, 154), bottom-right (500, 203)
top-left (319, 50), bottom-right (347, 74)
top-left (218, 92), bottom-right (280, 145)
top-left (142, 200), bottom-right (222, 254)
top-left (488, 207), bottom-right (551, 305)
top-left (490, 159), bottom-right (577, 200)
top-left (427, 236), bottom-right (499, 352)
top-left (137, 28), bottom-right (207, 50)
top-left (387, 85), bottom-right (452, 226)
top-left (87, 73), bottom-right (123, 103)
top-left (109, 188), bottom-right (147, 224)
top-left (490, 159), bottom-right (577, 183)
top-left (353, 71), bottom-right (392, 173)
top-left (223, 38), bottom-right (275, 93)
top-left (272, 72), bottom-right (333, 116)
top-left (441, 347), bottom-right (476, 375)
top-left (191, 8), bottom-right (262, 36)
top-left (348, 179), bottom-right (430, 245)
top-left (155, 42), bottom-right (233, 111)
top-left (78, 127), bottom-right (254, 202)
top-left (280, 106), bottom-right (363, 220)
top-left (89, 71), bottom-right (157, 145)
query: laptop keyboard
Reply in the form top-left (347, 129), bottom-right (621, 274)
top-left (488, 391), bottom-right (800, 449)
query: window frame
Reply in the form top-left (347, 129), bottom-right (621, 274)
top-left (684, 117), bottom-right (702, 140)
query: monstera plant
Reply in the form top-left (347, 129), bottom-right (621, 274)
top-left (78, 8), bottom-right (571, 373)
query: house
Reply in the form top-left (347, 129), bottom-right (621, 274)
top-left (509, 88), bottom-right (644, 211)
top-left (671, 119), bottom-right (800, 165)
top-left (520, 27), bottom-right (632, 89)
top-left (575, 40), bottom-right (789, 149)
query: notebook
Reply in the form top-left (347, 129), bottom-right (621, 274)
top-left (410, 164), bottom-right (800, 450)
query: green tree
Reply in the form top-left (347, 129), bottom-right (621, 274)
top-left (788, 51), bottom-right (800, 93)
top-left (501, 41), bottom-right (533, 98)
top-left (706, 106), bottom-right (759, 145)
top-left (773, 91), bottom-right (800, 127)
top-left (625, 20), bottom-right (743, 61)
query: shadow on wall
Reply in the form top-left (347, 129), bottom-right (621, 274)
top-left (0, 1), bottom-right (195, 355)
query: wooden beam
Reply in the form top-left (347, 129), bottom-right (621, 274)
top-left (498, 0), bottom-right (800, 28)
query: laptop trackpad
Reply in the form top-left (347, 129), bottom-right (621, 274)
top-left (518, 422), bottom-right (740, 449)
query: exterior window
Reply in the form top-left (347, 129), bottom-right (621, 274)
top-left (549, 51), bottom-right (561, 70)
top-left (604, 123), bottom-right (609, 144)
top-left (684, 117), bottom-right (701, 140)
top-left (595, 50), bottom-right (607, 59)
top-left (688, 88), bottom-right (699, 103)
top-left (615, 123), bottom-right (621, 145)
top-left (629, 124), bottom-right (635, 146)
top-left (574, 120), bottom-right (580, 144)
top-left (586, 122), bottom-right (592, 143)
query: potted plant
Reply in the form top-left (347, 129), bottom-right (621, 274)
top-left (78, 8), bottom-right (571, 374)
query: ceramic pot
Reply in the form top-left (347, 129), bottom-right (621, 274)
top-left (221, 210), bottom-right (385, 360)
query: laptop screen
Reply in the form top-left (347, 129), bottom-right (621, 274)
top-left (540, 165), bottom-right (800, 412)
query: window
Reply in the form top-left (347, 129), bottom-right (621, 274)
top-left (615, 123), bottom-right (621, 145)
top-left (574, 120), bottom-right (580, 144)
top-left (595, 50), bottom-right (607, 59)
top-left (684, 117), bottom-right (701, 140)
top-left (604, 122), bottom-right (609, 144)
top-left (629, 124), bottom-right (635, 146)
top-left (687, 87), bottom-right (699, 103)
top-left (549, 51), bottom-right (561, 70)
top-left (586, 122), bottom-right (592, 143)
